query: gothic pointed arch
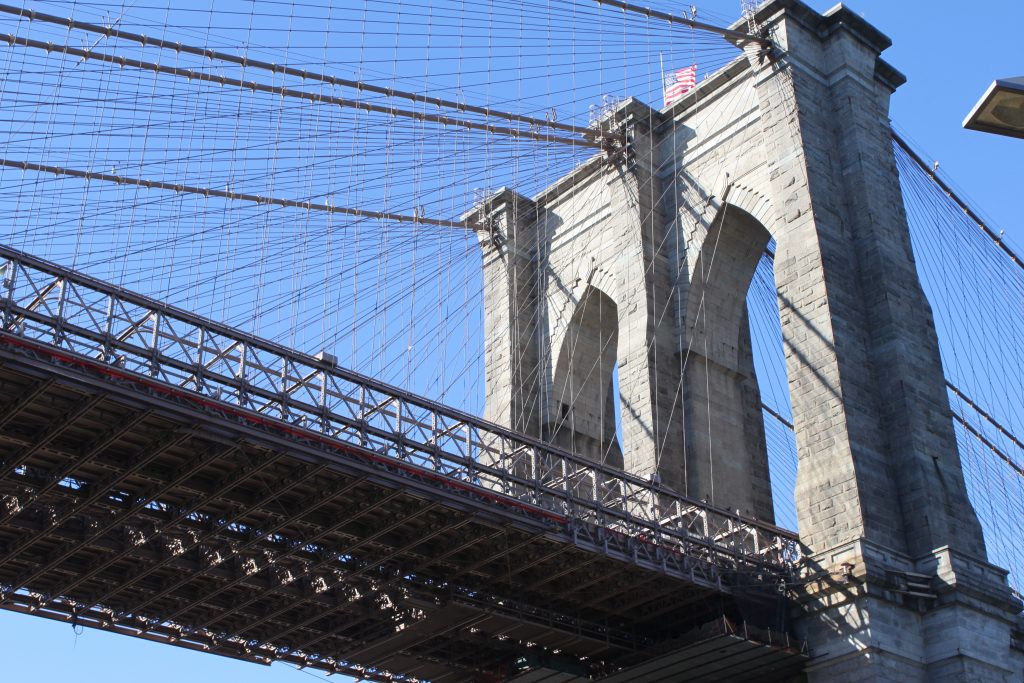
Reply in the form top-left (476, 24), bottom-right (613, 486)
top-left (548, 284), bottom-right (624, 468)
top-left (683, 202), bottom-right (775, 520)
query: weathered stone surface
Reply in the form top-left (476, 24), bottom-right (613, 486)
top-left (470, 0), bottom-right (1023, 679)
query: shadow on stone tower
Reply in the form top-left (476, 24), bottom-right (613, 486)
top-left (467, 0), bottom-right (1024, 679)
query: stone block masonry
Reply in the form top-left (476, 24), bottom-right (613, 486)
top-left (469, 0), bottom-right (1024, 679)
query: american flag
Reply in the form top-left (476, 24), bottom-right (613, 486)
top-left (663, 64), bottom-right (697, 107)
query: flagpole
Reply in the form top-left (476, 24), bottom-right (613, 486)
top-left (659, 51), bottom-right (665, 107)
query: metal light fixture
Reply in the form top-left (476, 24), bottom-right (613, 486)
top-left (963, 77), bottom-right (1024, 139)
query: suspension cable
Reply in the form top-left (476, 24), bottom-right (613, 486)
top-left (892, 131), bottom-right (1024, 271)
top-left (952, 413), bottom-right (1024, 478)
top-left (0, 32), bottom-right (606, 149)
top-left (590, 0), bottom-right (771, 47)
top-left (947, 381), bottom-right (1024, 454)
top-left (0, 3), bottom-right (612, 145)
top-left (0, 158), bottom-right (475, 229)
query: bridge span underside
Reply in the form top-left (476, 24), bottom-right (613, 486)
top-left (0, 244), bottom-right (803, 681)
top-left (0, 348), bottom-right (802, 683)
top-left (0, 340), bottom-right (802, 681)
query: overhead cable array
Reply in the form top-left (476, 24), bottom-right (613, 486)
top-left (895, 131), bottom-right (1024, 593)
top-left (0, 0), bottom-right (1020, 599)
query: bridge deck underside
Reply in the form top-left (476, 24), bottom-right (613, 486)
top-left (0, 351), bottom-right (750, 682)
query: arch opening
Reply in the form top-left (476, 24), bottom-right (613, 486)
top-left (549, 285), bottom-right (624, 468)
top-left (746, 240), bottom-right (798, 530)
top-left (683, 203), bottom-right (779, 521)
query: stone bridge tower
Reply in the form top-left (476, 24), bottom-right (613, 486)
top-left (467, 0), bottom-right (1023, 680)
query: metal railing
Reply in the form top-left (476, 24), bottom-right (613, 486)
top-left (0, 243), bottom-right (800, 587)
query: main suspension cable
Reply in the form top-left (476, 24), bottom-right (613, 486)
top-left (590, 0), bottom-right (771, 47)
top-left (0, 157), bottom-right (475, 229)
top-left (0, 31), bottom-right (608, 149)
top-left (0, 3), bottom-right (612, 145)
top-left (893, 131), bottom-right (1024, 271)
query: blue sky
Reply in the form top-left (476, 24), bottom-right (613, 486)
top-left (1, 1), bottom-right (1021, 681)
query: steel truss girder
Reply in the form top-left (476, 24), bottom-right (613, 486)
top-left (83, 450), bottom-right (293, 609)
top-left (0, 590), bottom-right (399, 683)
top-left (282, 513), bottom-right (474, 654)
top-left (129, 461), bottom-right (330, 617)
top-left (0, 243), bottom-right (799, 584)
top-left (9, 441), bottom-right (243, 598)
top-left (0, 392), bottom-right (106, 480)
top-left (215, 489), bottom-right (422, 639)
top-left (157, 475), bottom-right (372, 628)
top-left (0, 471), bottom-right (642, 668)
top-left (3, 408), bottom-right (154, 521)
top-left (0, 377), bottom-right (54, 432)
top-left (0, 344), bottom-right (739, 630)
top-left (0, 243), bottom-right (809, 680)
top-left (0, 491), bottom-right (453, 660)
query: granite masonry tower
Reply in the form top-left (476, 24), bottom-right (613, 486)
top-left (468, 1), bottom-right (1024, 680)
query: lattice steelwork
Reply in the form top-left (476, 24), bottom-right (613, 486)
top-left (0, 243), bottom-right (801, 681)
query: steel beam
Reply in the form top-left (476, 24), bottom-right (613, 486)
top-left (0, 378), bottom-right (54, 432)
top-left (65, 450), bottom-right (288, 604)
top-left (4, 409), bottom-right (154, 518)
top-left (153, 474), bottom-right (368, 625)
top-left (0, 393), bottom-right (106, 480)
top-left (286, 514), bottom-right (476, 654)
top-left (232, 500), bottom-right (440, 644)
top-left (0, 426), bottom-right (196, 577)
top-left (122, 460), bottom-right (327, 616)
top-left (200, 486), bottom-right (409, 631)
top-left (13, 442), bottom-right (242, 597)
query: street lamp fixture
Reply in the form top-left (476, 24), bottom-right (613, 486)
top-left (963, 77), bottom-right (1024, 139)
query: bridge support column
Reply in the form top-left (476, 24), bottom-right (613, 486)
top-left (744, 1), bottom-right (1023, 680)
top-left (598, 104), bottom-right (686, 486)
top-left (469, 188), bottom-right (544, 439)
